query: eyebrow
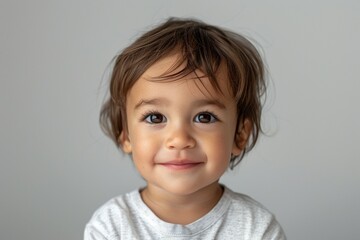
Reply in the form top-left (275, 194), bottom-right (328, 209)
top-left (134, 98), bottom-right (226, 110)
top-left (134, 98), bottom-right (169, 110)
top-left (193, 99), bottom-right (226, 109)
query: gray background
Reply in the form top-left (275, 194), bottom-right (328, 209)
top-left (1, 0), bottom-right (359, 239)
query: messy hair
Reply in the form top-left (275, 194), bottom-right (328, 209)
top-left (100, 17), bottom-right (266, 169)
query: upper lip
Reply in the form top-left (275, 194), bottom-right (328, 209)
top-left (159, 159), bottom-right (202, 165)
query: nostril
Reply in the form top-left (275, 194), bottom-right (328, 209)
top-left (165, 133), bottom-right (196, 150)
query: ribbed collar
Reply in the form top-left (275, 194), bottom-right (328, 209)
top-left (129, 186), bottom-right (232, 237)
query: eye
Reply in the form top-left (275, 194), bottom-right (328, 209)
top-left (144, 113), bottom-right (166, 124)
top-left (194, 112), bottom-right (218, 123)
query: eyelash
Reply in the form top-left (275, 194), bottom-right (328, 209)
top-left (141, 110), bottom-right (166, 124)
top-left (194, 111), bottom-right (219, 123)
top-left (140, 110), bottom-right (220, 124)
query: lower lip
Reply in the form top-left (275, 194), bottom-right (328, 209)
top-left (159, 163), bottom-right (203, 170)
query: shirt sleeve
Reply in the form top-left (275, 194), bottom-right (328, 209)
top-left (84, 223), bottom-right (110, 240)
top-left (261, 215), bottom-right (287, 240)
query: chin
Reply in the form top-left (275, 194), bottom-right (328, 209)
top-left (162, 183), bottom-right (208, 196)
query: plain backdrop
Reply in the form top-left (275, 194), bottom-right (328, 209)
top-left (1, 0), bottom-right (359, 239)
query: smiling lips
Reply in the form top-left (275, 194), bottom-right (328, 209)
top-left (158, 160), bottom-right (203, 170)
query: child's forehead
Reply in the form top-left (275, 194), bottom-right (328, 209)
top-left (140, 52), bottom-right (231, 93)
top-left (128, 59), bottom-right (234, 102)
top-left (128, 73), bottom-right (236, 112)
top-left (142, 51), bottom-right (186, 78)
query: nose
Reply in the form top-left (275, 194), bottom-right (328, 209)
top-left (165, 124), bottom-right (196, 150)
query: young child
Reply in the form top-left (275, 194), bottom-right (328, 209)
top-left (85, 17), bottom-right (286, 240)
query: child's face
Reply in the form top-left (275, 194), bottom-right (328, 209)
top-left (120, 53), bottom-right (245, 196)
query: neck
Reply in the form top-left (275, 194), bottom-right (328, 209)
top-left (141, 182), bottom-right (224, 225)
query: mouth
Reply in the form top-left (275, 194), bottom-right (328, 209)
top-left (158, 160), bottom-right (203, 170)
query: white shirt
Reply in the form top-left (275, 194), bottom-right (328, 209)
top-left (84, 186), bottom-right (286, 240)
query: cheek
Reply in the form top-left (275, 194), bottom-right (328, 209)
top-left (202, 130), bottom-right (233, 163)
top-left (129, 128), bottom-right (160, 161)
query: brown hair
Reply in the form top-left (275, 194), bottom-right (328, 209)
top-left (100, 17), bottom-right (266, 169)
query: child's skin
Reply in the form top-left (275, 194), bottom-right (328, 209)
top-left (85, 19), bottom-right (286, 240)
top-left (119, 51), bottom-right (252, 225)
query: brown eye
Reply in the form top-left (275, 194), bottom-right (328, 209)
top-left (145, 113), bottom-right (166, 124)
top-left (194, 112), bottom-right (217, 123)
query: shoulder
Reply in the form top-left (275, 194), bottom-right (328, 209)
top-left (223, 187), bottom-right (287, 239)
top-left (84, 190), bottom-right (139, 240)
top-left (225, 187), bottom-right (272, 215)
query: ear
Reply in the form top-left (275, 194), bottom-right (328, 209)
top-left (232, 119), bottom-right (252, 156)
top-left (118, 131), bottom-right (132, 153)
